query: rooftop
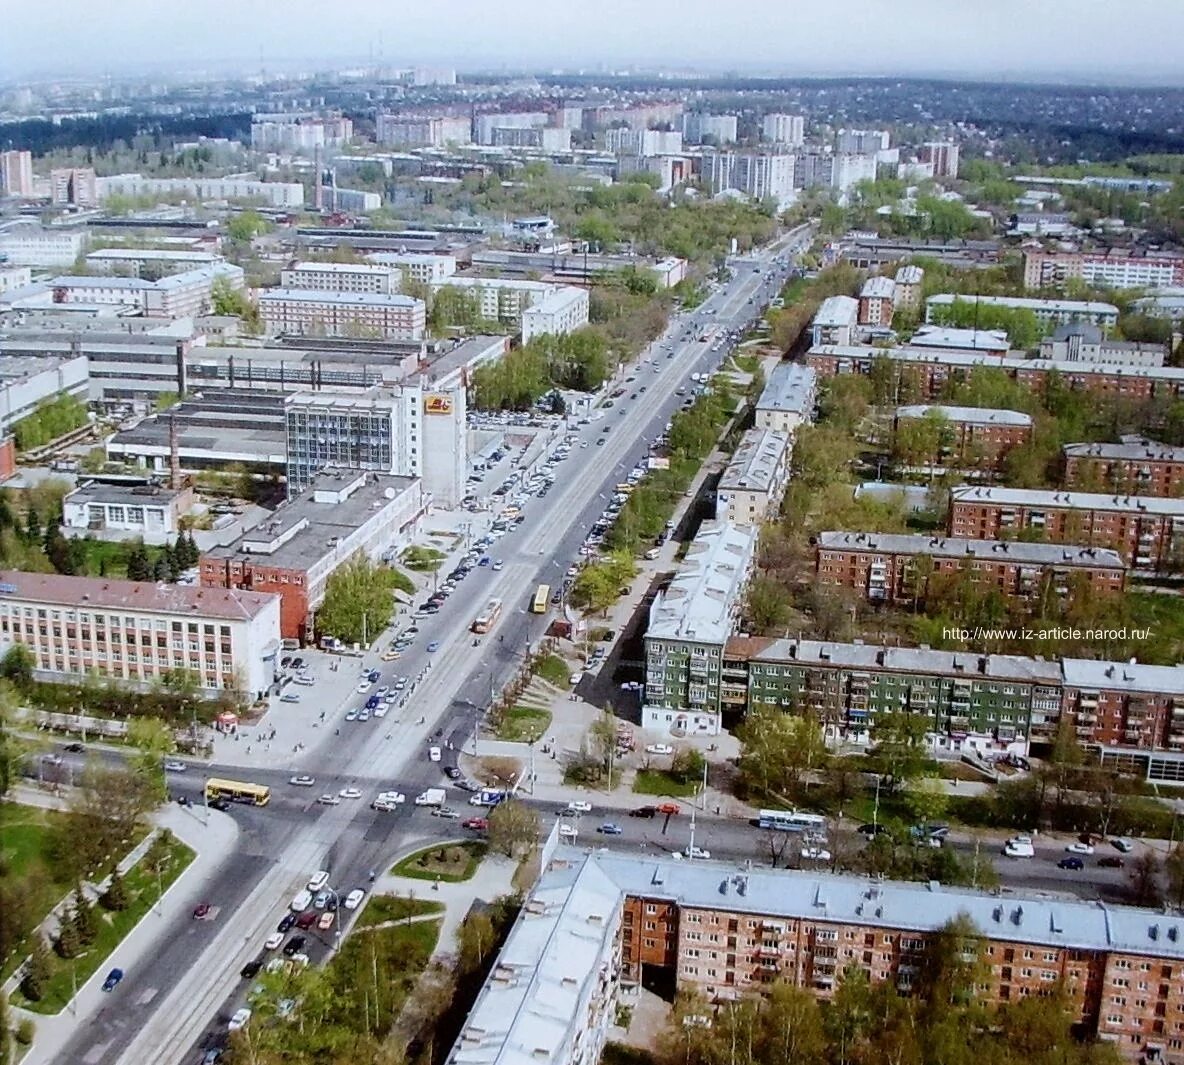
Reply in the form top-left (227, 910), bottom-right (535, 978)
top-left (523, 286), bottom-right (587, 315)
top-left (258, 288), bottom-right (423, 308)
top-left (1062, 658), bottom-right (1184, 697)
top-left (910, 326), bottom-right (1010, 353)
top-left (285, 261), bottom-right (398, 275)
top-left (816, 530), bottom-right (1125, 570)
top-left (0, 569), bottom-right (276, 621)
top-left (950, 483), bottom-right (1184, 515)
top-left (755, 361), bottom-right (817, 415)
top-left (719, 428), bottom-right (789, 493)
top-left (895, 404), bottom-right (1033, 428)
top-left (646, 521), bottom-right (757, 645)
top-left (813, 295), bottom-right (858, 328)
top-left (894, 265), bottom-right (924, 285)
top-left (927, 293), bottom-right (1118, 317)
top-left (63, 480), bottom-right (190, 509)
top-left (1063, 438), bottom-right (1184, 463)
top-left (860, 276), bottom-right (896, 299)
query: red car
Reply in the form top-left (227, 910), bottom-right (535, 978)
top-left (463, 817), bottom-right (488, 831)
top-left (656, 802), bottom-right (681, 816)
top-left (192, 902), bottom-right (212, 920)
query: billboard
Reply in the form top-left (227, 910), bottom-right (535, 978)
top-left (424, 393), bottom-right (453, 415)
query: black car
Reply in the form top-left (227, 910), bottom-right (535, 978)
top-left (1058, 857), bottom-right (1085, 871)
top-left (454, 779), bottom-right (479, 792)
top-left (209, 798), bottom-right (231, 812)
top-left (283, 935), bottom-right (306, 957)
top-left (857, 824), bottom-right (889, 837)
top-left (444, 766), bottom-right (462, 780)
top-left (240, 959), bottom-right (263, 979)
top-left (277, 913), bottom-right (297, 934)
top-left (630, 806), bottom-right (657, 819)
top-left (64, 742), bottom-right (84, 753)
top-left (291, 658), bottom-right (304, 670)
top-left (1099, 856), bottom-right (1126, 868)
top-left (281, 656), bottom-right (292, 669)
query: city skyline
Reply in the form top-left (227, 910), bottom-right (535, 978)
top-left (2, 0), bottom-right (1184, 84)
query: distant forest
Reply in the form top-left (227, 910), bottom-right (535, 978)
top-left (0, 112), bottom-right (251, 156)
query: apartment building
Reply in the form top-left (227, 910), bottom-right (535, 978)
top-left (811, 296), bottom-right (859, 346)
top-left (0, 267), bottom-right (32, 295)
top-left (604, 128), bottom-right (684, 156)
top-left (458, 846), bottom-right (1184, 1065)
top-left (814, 531), bottom-right (1126, 606)
top-left (50, 167), bottom-right (97, 207)
top-left (279, 261), bottom-right (399, 295)
top-left (429, 276), bottom-right (558, 324)
top-left (61, 481), bottom-right (194, 545)
top-left (0, 570), bottom-right (279, 697)
top-left (857, 276), bottom-right (895, 327)
top-left (96, 174), bottom-right (305, 209)
top-left (754, 362), bottom-right (817, 435)
top-left (376, 114), bottom-right (471, 147)
top-left (366, 252), bottom-right (457, 285)
top-left (85, 247), bottom-right (223, 277)
top-left (682, 112), bottom-right (738, 144)
top-left (1024, 246), bottom-right (1184, 291)
top-left (925, 294), bottom-right (1119, 332)
top-left (257, 289), bottom-right (425, 340)
top-left (715, 428), bottom-right (790, 527)
top-left (250, 112), bottom-right (352, 151)
top-left (1058, 659), bottom-right (1184, 754)
top-left (910, 326), bottom-right (1010, 355)
top-left (48, 264), bottom-right (245, 318)
top-left (0, 150), bottom-right (35, 197)
top-left (948, 484), bottom-right (1184, 571)
top-left (761, 113), bottom-right (805, 147)
top-left (200, 470), bottom-right (424, 641)
top-left (1039, 323), bottom-right (1165, 368)
top-left (0, 222), bottom-right (88, 268)
top-left (894, 404), bottom-right (1033, 471)
top-left (474, 111), bottom-right (549, 145)
top-left (892, 265), bottom-right (924, 310)
top-left (520, 286), bottom-right (589, 343)
top-left (919, 141), bottom-right (960, 178)
top-left (837, 129), bottom-right (890, 154)
top-left (643, 522), bottom-right (759, 737)
top-left (1064, 438), bottom-right (1184, 497)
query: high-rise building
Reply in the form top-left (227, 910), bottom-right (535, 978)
top-left (250, 113), bottom-right (353, 151)
top-left (682, 112), bottom-right (738, 145)
top-left (761, 113), bottom-right (805, 147)
top-left (375, 114), bottom-right (471, 148)
top-left (836, 129), bottom-right (890, 154)
top-left (0, 150), bottom-right (34, 197)
top-left (50, 167), bottom-right (98, 207)
top-left (919, 140), bottom-right (960, 179)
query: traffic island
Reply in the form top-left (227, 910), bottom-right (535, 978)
top-left (391, 842), bottom-right (487, 883)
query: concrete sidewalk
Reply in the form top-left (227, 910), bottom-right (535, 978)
top-left (11, 803), bottom-right (239, 1065)
top-left (375, 848), bottom-right (519, 958)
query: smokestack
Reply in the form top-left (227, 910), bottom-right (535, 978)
top-left (169, 414), bottom-right (181, 491)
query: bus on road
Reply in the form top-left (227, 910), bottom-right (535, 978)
top-left (531, 585), bottom-right (550, 614)
top-left (472, 598), bottom-right (503, 634)
top-left (205, 778), bottom-right (271, 807)
top-left (756, 809), bottom-right (825, 832)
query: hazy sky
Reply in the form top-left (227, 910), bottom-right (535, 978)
top-left (2, 0), bottom-right (1182, 84)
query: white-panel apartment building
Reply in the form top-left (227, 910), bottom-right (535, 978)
top-left (521, 287), bottom-right (590, 343)
top-left (366, 252), bottom-right (457, 286)
top-left (258, 290), bottom-right (425, 340)
top-left (761, 113), bottom-right (805, 147)
top-left (280, 261), bottom-right (399, 295)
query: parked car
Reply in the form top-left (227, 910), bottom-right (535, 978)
top-left (283, 935), bottom-right (307, 957)
top-left (684, 846), bottom-right (711, 860)
top-left (1113, 837), bottom-right (1135, 853)
top-left (240, 959), bottom-right (263, 979)
top-left (463, 817), bottom-right (489, 831)
top-left (645, 744), bottom-right (674, 755)
top-left (567, 800), bottom-right (593, 813)
top-left (264, 932), bottom-right (284, 950)
top-left (276, 913), bottom-right (296, 934)
top-left (857, 824), bottom-right (889, 837)
top-left (1066, 842), bottom-right (1095, 855)
top-left (228, 1007), bottom-right (252, 1032)
top-left (801, 847), bottom-right (831, 862)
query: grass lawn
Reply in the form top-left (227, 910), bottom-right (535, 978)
top-left (535, 654), bottom-right (571, 688)
top-left (354, 894), bottom-right (446, 929)
top-left (13, 831), bottom-right (195, 1014)
top-left (402, 546), bottom-right (445, 572)
top-left (392, 841), bottom-right (486, 883)
top-left (495, 705), bottom-right (551, 743)
top-left (632, 770), bottom-right (700, 799)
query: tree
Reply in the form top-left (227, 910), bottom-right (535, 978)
top-left (71, 884), bottom-right (97, 945)
top-left (55, 914), bottom-right (81, 959)
top-left (126, 544), bottom-right (151, 582)
top-left (457, 911), bottom-right (498, 975)
top-left (746, 573), bottom-right (792, 633)
top-left (871, 711), bottom-right (932, 791)
top-left (736, 705), bottom-right (829, 802)
top-left (903, 776), bottom-right (949, 829)
top-left (316, 554), bottom-right (402, 646)
top-left (917, 913), bottom-right (986, 1012)
top-left (486, 800), bottom-right (539, 858)
top-left (20, 936), bottom-right (51, 1002)
top-left (127, 717), bottom-right (176, 801)
top-left (1129, 851), bottom-right (1163, 907)
top-left (102, 868), bottom-right (129, 912)
top-left (56, 763), bottom-right (157, 879)
top-left (670, 747), bottom-right (706, 787)
top-left (0, 990), bottom-right (11, 1065)
top-left (0, 680), bottom-right (29, 799)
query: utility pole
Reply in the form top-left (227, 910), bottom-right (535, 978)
top-left (699, 756), bottom-right (708, 812)
top-left (873, 775), bottom-right (882, 828)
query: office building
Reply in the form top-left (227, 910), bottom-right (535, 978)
top-left (376, 114), bottom-right (471, 147)
top-left (761, 113), bottom-right (805, 147)
top-left (520, 287), bottom-right (590, 343)
top-left (1023, 246), bottom-right (1184, 291)
top-left (1039, 323), bottom-right (1165, 368)
top-left (642, 522), bottom-right (759, 737)
top-left (892, 265), bottom-right (924, 310)
top-left (61, 481), bottom-right (194, 545)
top-left (894, 404), bottom-right (1033, 471)
top-left (0, 151), bottom-right (34, 197)
top-left (811, 296), bottom-right (859, 346)
top-left (857, 276), bottom-right (895, 327)
top-left (754, 362), bottom-right (817, 435)
top-left (46, 263), bottom-right (244, 319)
top-left (925, 293), bottom-right (1120, 333)
top-left (280, 262), bottom-right (399, 296)
top-left (1064, 438), bottom-right (1184, 497)
top-left (948, 485), bottom-right (1184, 571)
top-left (682, 112), bottom-right (738, 145)
top-left (452, 844), bottom-right (1184, 1065)
top-left (50, 167), bottom-right (97, 207)
top-left (258, 289), bottom-right (425, 340)
top-left (0, 222), bottom-right (88, 267)
top-left (836, 129), bottom-right (890, 154)
top-left (0, 267), bottom-right (32, 295)
top-left (96, 174), bottom-right (304, 209)
top-left (919, 141), bottom-right (960, 178)
top-left (250, 112), bottom-right (352, 151)
top-left (715, 428), bottom-right (790, 526)
top-left (200, 470), bottom-right (424, 641)
top-left (0, 570), bottom-right (279, 698)
top-left (815, 530), bottom-right (1125, 607)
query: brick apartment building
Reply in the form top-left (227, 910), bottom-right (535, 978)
top-left (894, 404), bottom-right (1033, 471)
top-left (857, 276), bottom-right (896, 327)
top-left (1064, 438), bottom-right (1184, 498)
top-left (948, 485), bottom-right (1184, 571)
top-left (461, 848), bottom-right (1184, 1065)
top-left (1056, 659), bottom-right (1184, 754)
top-left (814, 531), bottom-right (1126, 606)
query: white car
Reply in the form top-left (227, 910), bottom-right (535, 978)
top-left (307, 870), bottom-right (330, 892)
top-left (339, 787), bottom-right (362, 799)
top-left (558, 822), bottom-right (579, 840)
top-left (163, 760), bottom-right (187, 772)
top-left (801, 846), bottom-right (832, 862)
top-left (1066, 842), bottom-right (1095, 855)
top-left (567, 800), bottom-right (593, 813)
top-left (372, 791), bottom-right (405, 810)
top-left (428, 746), bottom-right (442, 762)
top-left (289, 889), bottom-right (313, 912)
top-left (1004, 841), bottom-right (1035, 858)
top-left (685, 846), bottom-right (711, 860)
top-left (645, 744), bottom-right (674, 755)
top-left (263, 932), bottom-right (284, 951)
top-left (356, 681), bottom-right (371, 694)
top-left (316, 794), bottom-right (341, 806)
top-left (569, 672), bottom-right (584, 686)
top-left (289, 775), bottom-right (315, 787)
top-left (344, 889), bottom-right (365, 911)
top-left (228, 1007), bottom-right (252, 1032)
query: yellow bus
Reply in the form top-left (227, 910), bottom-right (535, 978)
top-left (531, 585), bottom-right (550, 614)
top-left (205, 778), bottom-right (271, 807)
top-left (472, 598), bottom-right (503, 634)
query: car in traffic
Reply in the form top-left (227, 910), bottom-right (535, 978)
top-left (567, 800), bottom-right (593, 813)
top-left (597, 823), bottom-right (623, 835)
top-left (101, 967), bottom-right (124, 992)
top-left (444, 766), bottom-right (462, 780)
top-left (428, 746), bottom-right (442, 762)
top-left (630, 806), bottom-right (657, 818)
top-left (426, 642), bottom-right (440, 653)
top-left (1066, 842), bottom-right (1095, 855)
top-left (1058, 856), bottom-right (1085, 870)
top-left (339, 787), bottom-right (362, 800)
top-left (163, 760), bottom-right (187, 772)
top-left (317, 794), bottom-right (341, 806)
top-left (463, 817), bottom-right (489, 831)
top-left (289, 775), bottom-right (316, 787)
top-left (192, 902), bottom-right (213, 920)
top-left (432, 806), bottom-right (460, 819)
top-left (1113, 837), bottom-right (1135, 853)
top-left (1099, 856), bottom-right (1126, 868)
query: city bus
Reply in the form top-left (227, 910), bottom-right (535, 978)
top-left (531, 585), bottom-right (550, 614)
top-left (205, 778), bottom-right (271, 807)
top-left (756, 809), bottom-right (825, 832)
top-left (472, 598), bottom-right (503, 634)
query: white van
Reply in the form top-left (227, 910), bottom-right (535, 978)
top-left (307, 870), bottom-right (330, 892)
top-left (290, 889), bottom-right (313, 912)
